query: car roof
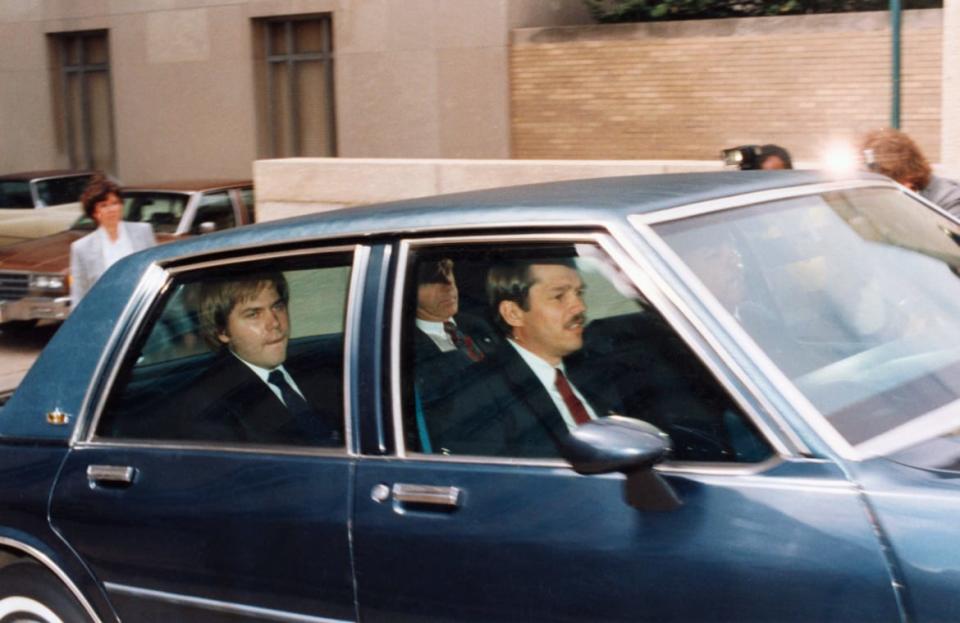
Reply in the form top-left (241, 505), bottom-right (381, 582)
top-left (123, 180), bottom-right (252, 192)
top-left (130, 170), bottom-right (889, 267)
top-left (0, 170), bottom-right (96, 182)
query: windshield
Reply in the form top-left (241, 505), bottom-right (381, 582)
top-left (655, 186), bottom-right (960, 457)
top-left (0, 181), bottom-right (34, 209)
top-left (72, 191), bottom-right (190, 233)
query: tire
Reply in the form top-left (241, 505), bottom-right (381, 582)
top-left (0, 562), bottom-right (90, 623)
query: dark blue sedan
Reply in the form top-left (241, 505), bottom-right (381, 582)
top-left (1, 170), bottom-right (959, 622)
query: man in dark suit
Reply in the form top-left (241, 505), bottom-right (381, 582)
top-left (429, 258), bottom-right (618, 458)
top-left (178, 271), bottom-right (341, 446)
top-left (410, 258), bottom-right (497, 452)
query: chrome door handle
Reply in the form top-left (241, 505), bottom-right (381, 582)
top-left (87, 465), bottom-right (137, 486)
top-left (392, 484), bottom-right (461, 508)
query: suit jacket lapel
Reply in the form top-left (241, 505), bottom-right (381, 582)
top-left (498, 346), bottom-right (568, 445)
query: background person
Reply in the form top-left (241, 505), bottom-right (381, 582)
top-left (69, 175), bottom-right (156, 306)
top-left (758, 144), bottom-right (792, 170)
top-left (861, 127), bottom-right (960, 215)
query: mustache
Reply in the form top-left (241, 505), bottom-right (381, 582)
top-left (565, 313), bottom-right (587, 329)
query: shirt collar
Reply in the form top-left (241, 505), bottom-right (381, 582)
top-left (507, 339), bottom-right (565, 387)
top-left (230, 350), bottom-right (287, 384)
top-left (416, 317), bottom-right (453, 337)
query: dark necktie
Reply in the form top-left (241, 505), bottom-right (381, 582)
top-left (443, 320), bottom-right (484, 362)
top-left (554, 368), bottom-right (591, 426)
top-left (267, 369), bottom-right (329, 441)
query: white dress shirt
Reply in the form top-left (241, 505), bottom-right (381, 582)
top-left (416, 318), bottom-right (457, 352)
top-left (507, 339), bottom-right (597, 430)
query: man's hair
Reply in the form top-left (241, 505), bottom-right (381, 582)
top-left (197, 271), bottom-right (289, 350)
top-left (759, 144), bottom-right (792, 169)
top-left (417, 258), bottom-right (454, 285)
top-left (80, 174), bottom-right (121, 220)
top-left (486, 258), bottom-right (576, 337)
top-left (861, 128), bottom-right (932, 190)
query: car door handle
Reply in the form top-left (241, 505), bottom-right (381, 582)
top-left (391, 483), bottom-right (461, 508)
top-left (87, 465), bottom-right (137, 486)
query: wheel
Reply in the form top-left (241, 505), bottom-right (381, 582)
top-left (0, 562), bottom-right (90, 623)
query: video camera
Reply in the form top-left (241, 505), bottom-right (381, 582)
top-left (721, 145), bottom-right (764, 170)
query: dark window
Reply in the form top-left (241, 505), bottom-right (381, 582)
top-left (121, 192), bottom-right (189, 233)
top-left (192, 191), bottom-right (236, 233)
top-left (34, 174), bottom-right (94, 207)
top-left (96, 253), bottom-right (352, 449)
top-left (255, 15), bottom-right (336, 157)
top-left (402, 242), bottom-right (772, 463)
top-left (0, 181), bottom-right (34, 209)
top-left (49, 31), bottom-right (115, 172)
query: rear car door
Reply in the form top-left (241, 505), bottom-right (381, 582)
top-left (351, 233), bottom-right (902, 622)
top-left (50, 245), bottom-right (362, 622)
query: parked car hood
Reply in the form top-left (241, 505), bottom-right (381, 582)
top-left (0, 229), bottom-right (86, 272)
top-left (0, 229), bottom-right (178, 273)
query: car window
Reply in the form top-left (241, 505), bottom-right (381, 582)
top-left (122, 192), bottom-right (190, 233)
top-left (0, 181), bottom-right (34, 209)
top-left (193, 191), bottom-right (236, 233)
top-left (401, 241), bottom-right (772, 463)
top-left (34, 175), bottom-right (92, 207)
top-left (95, 252), bottom-right (352, 449)
top-left (656, 187), bottom-right (960, 456)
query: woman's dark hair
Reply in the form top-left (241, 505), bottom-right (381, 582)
top-left (79, 174), bottom-right (121, 220)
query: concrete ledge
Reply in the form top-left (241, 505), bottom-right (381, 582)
top-left (254, 157), bottom-right (723, 221)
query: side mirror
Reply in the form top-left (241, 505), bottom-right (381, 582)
top-left (559, 416), bottom-right (681, 512)
top-left (198, 221), bottom-right (216, 234)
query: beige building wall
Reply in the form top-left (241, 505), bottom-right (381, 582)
top-left (511, 9), bottom-right (943, 162)
top-left (0, 0), bottom-right (590, 182)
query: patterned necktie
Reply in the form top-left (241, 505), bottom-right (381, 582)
top-left (554, 368), bottom-right (591, 425)
top-left (443, 321), bottom-right (484, 362)
top-left (267, 370), bottom-right (328, 440)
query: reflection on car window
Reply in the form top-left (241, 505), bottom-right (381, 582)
top-left (97, 253), bottom-right (352, 449)
top-left (402, 242), bottom-right (771, 463)
top-left (656, 187), bottom-right (960, 454)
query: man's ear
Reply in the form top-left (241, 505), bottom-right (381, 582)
top-left (499, 300), bottom-right (524, 328)
top-left (217, 330), bottom-right (231, 345)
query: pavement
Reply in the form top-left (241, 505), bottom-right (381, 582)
top-left (0, 322), bottom-right (58, 396)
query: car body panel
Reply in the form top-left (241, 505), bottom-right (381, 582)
top-left (353, 458), bottom-right (900, 622)
top-left (0, 171), bottom-right (98, 246)
top-left (51, 445), bottom-right (356, 622)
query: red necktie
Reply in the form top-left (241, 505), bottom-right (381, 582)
top-left (554, 368), bottom-right (591, 425)
top-left (443, 321), bottom-right (484, 362)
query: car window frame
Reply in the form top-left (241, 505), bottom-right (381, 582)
top-left (76, 244), bottom-right (368, 458)
top-left (388, 230), bottom-right (794, 474)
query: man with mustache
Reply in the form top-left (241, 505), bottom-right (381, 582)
top-left (429, 258), bottom-right (616, 457)
top-left (176, 271), bottom-right (341, 445)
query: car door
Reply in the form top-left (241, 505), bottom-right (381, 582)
top-left (50, 246), bottom-right (362, 622)
top-left (351, 234), bottom-right (902, 623)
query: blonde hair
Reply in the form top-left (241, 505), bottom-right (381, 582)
top-left (861, 128), bottom-right (932, 190)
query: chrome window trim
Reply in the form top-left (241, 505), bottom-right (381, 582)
top-left (343, 245), bottom-right (371, 455)
top-left (80, 245), bottom-right (359, 457)
top-left (357, 450), bottom-right (787, 477)
top-left (0, 536), bottom-right (103, 623)
top-left (103, 581), bottom-right (351, 623)
top-left (388, 230), bottom-right (797, 470)
top-left (632, 179), bottom-right (899, 225)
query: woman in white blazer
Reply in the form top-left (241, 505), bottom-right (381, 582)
top-left (70, 175), bottom-right (157, 307)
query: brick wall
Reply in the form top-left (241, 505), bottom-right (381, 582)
top-left (511, 10), bottom-right (942, 163)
